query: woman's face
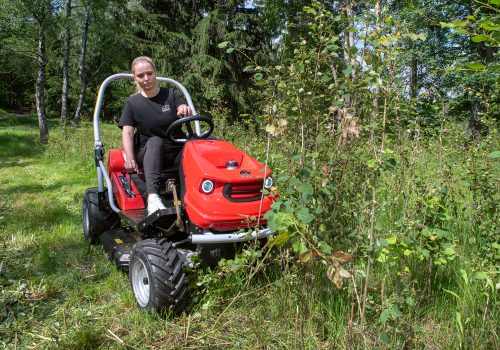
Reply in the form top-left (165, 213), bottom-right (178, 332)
top-left (133, 61), bottom-right (157, 92)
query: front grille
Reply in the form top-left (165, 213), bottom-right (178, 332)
top-left (222, 182), bottom-right (263, 202)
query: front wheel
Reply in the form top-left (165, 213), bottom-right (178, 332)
top-left (129, 238), bottom-right (188, 314)
top-left (82, 188), bottom-right (120, 244)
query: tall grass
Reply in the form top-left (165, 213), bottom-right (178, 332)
top-left (0, 115), bottom-right (498, 349)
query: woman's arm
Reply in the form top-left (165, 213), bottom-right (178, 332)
top-left (122, 125), bottom-right (138, 172)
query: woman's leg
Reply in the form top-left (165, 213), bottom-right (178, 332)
top-left (137, 136), bottom-right (164, 195)
top-left (136, 136), bottom-right (179, 195)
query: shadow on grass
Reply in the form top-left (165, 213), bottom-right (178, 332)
top-left (0, 133), bottom-right (41, 167)
top-left (1, 178), bottom-right (87, 231)
top-left (0, 115), bottom-right (61, 169)
top-left (5, 180), bottom-right (83, 196)
top-left (0, 114), bottom-right (58, 129)
top-left (25, 206), bottom-right (81, 229)
top-left (2, 207), bottom-right (82, 249)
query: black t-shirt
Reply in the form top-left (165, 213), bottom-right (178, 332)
top-left (118, 87), bottom-right (187, 150)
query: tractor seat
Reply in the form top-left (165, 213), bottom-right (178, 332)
top-left (107, 149), bottom-right (181, 200)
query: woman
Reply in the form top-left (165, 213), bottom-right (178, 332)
top-left (119, 56), bottom-right (192, 215)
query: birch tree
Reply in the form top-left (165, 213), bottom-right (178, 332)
top-left (60, 0), bottom-right (71, 124)
top-left (20, 0), bottom-right (54, 143)
top-left (73, 2), bottom-right (90, 124)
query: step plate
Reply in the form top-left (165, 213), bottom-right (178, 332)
top-left (119, 207), bottom-right (178, 233)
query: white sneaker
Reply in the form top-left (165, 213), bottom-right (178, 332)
top-left (147, 194), bottom-right (166, 216)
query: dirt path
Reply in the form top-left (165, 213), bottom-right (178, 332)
top-left (0, 107), bottom-right (32, 118)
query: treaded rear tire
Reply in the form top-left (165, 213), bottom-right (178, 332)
top-left (82, 187), bottom-right (120, 244)
top-left (129, 238), bottom-right (188, 314)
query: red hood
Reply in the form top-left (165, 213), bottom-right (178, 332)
top-left (184, 140), bottom-right (271, 183)
top-left (182, 139), bottom-right (275, 230)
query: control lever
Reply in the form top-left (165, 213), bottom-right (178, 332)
top-left (167, 179), bottom-right (184, 232)
top-left (119, 172), bottom-right (136, 198)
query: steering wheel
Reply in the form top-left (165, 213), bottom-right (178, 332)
top-left (166, 115), bottom-right (214, 144)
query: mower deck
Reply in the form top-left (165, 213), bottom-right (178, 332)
top-left (100, 228), bottom-right (138, 271)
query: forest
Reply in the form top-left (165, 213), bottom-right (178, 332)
top-left (0, 0), bottom-right (498, 349)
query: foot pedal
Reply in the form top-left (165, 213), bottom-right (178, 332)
top-left (100, 228), bottom-right (137, 271)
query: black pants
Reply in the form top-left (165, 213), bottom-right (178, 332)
top-left (136, 136), bottom-right (182, 195)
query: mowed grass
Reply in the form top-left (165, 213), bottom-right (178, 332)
top-left (0, 115), bottom-right (346, 350)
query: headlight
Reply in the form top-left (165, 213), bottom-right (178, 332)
top-left (201, 180), bottom-right (214, 194)
top-left (264, 177), bottom-right (273, 189)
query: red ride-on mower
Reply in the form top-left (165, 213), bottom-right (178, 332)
top-left (82, 74), bottom-right (276, 313)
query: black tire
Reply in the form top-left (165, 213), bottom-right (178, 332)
top-left (82, 188), bottom-right (120, 244)
top-left (129, 238), bottom-right (188, 314)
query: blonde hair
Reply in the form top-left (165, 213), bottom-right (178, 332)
top-left (131, 56), bottom-right (157, 93)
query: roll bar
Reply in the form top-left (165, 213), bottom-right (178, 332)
top-left (92, 73), bottom-right (200, 213)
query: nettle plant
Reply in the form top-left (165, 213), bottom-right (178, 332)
top-left (465, 143), bottom-right (499, 270)
top-left (378, 186), bottom-right (457, 269)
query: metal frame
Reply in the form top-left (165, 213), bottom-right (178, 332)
top-left (92, 74), bottom-right (199, 214)
top-left (190, 228), bottom-right (273, 244)
top-left (91, 73), bottom-right (273, 244)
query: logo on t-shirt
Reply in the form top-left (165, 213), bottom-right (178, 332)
top-left (161, 104), bottom-right (171, 112)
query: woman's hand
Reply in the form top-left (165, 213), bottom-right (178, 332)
top-left (177, 104), bottom-right (192, 117)
top-left (124, 159), bottom-right (138, 172)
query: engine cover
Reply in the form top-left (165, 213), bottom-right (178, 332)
top-left (181, 140), bottom-right (276, 230)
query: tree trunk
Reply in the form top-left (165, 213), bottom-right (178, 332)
top-left (36, 22), bottom-right (48, 143)
top-left (343, 1), bottom-right (356, 110)
top-left (73, 5), bottom-right (90, 124)
top-left (343, 2), bottom-right (356, 80)
top-left (371, 1), bottom-right (381, 142)
top-left (466, 0), bottom-right (492, 139)
top-left (409, 34), bottom-right (418, 101)
top-left (61, 0), bottom-right (72, 124)
top-left (409, 45), bottom-right (418, 100)
top-left (468, 99), bottom-right (482, 140)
